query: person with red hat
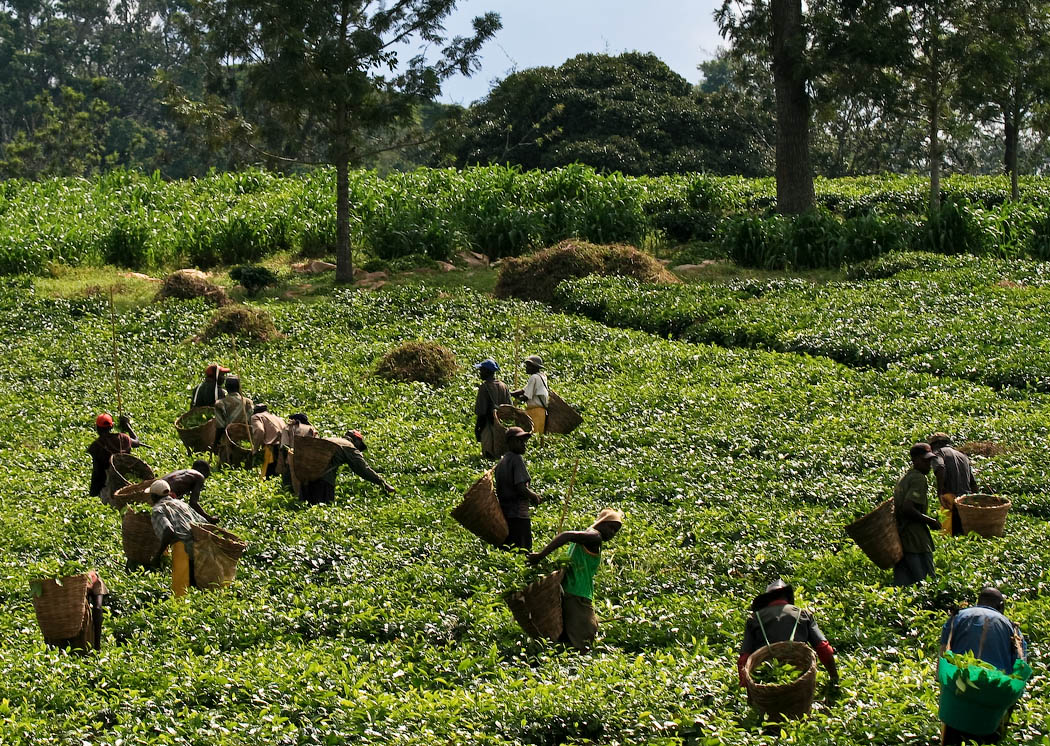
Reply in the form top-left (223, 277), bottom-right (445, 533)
top-left (191, 363), bottom-right (231, 409)
top-left (893, 442), bottom-right (943, 586)
top-left (86, 412), bottom-right (142, 502)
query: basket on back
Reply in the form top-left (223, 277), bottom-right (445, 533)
top-left (30, 574), bottom-right (90, 641)
top-left (122, 509), bottom-right (161, 565)
top-left (175, 406), bottom-right (217, 453)
top-left (505, 569), bottom-right (566, 641)
top-left (192, 524), bottom-right (247, 590)
top-left (743, 641), bottom-right (818, 719)
top-left (451, 470), bottom-right (508, 545)
top-left (105, 453), bottom-right (155, 500)
top-left (223, 423), bottom-right (254, 468)
top-left (484, 405), bottom-right (534, 458)
top-left (291, 435), bottom-right (340, 483)
top-left (546, 391), bottom-right (583, 434)
top-left (111, 479), bottom-right (156, 510)
top-left (845, 498), bottom-right (903, 569)
top-left (956, 494), bottom-right (1011, 538)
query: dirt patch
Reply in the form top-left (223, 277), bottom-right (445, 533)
top-left (375, 341), bottom-right (458, 387)
top-left (201, 305), bottom-right (280, 343)
top-left (156, 269), bottom-right (230, 306)
top-left (959, 440), bottom-right (1009, 457)
top-left (494, 240), bottom-right (677, 304)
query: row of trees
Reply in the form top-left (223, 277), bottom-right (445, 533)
top-left (716, 0), bottom-right (1050, 211)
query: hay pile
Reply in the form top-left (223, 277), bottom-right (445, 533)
top-left (201, 305), bottom-right (280, 343)
top-left (156, 269), bottom-right (230, 306)
top-left (375, 341), bottom-right (457, 387)
top-left (494, 240), bottom-right (677, 304)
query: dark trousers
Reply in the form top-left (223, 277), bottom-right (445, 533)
top-left (942, 724), bottom-right (1003, 745)
top-left (501, 516), bottom-right (532, 551)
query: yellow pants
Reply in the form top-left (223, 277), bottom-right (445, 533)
top-left (260, 444), bottom-right (276, 479)
top-left (940, 493), bottom-right (956, 534)
top-left (526, 406), bottom-right (546, 435)
top-left (172, 541), bottom-right (191, 597)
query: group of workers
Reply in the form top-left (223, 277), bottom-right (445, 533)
top-left (79, 356), bottom-right (1027, 739)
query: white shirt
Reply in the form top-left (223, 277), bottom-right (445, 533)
top-left (523, 372), bottom-right (549, 408)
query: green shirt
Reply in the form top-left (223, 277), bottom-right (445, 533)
top-left (562, 542), bottom-right (601, 600)
top-left (894, 467), bottom-right (934, 554)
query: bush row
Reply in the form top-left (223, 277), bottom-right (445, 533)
top-left (4, 167), bottom-right (1050, 274)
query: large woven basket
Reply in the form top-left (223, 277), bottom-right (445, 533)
top-left (845, 498), bottom-right (903, 569)
top-left (546, 391), bottom-right (583, 434)
top-left (106, 453), bottom-right (155, 498)
top-left (505, 569), bottom-right (566, 641)
top-left (30, 574), bottom-right (90, 640)
top-left (451, 470), bottom-right (508, 545)
top-left (111, 479), bottom-right (156, 510)
top-left (223, 423), bottom-right (254, 467)
top-left (122, 509), bottom-right (161, 565)
top-left (292, 435), bottom-right (340, 483)
top-left (192, 524), bottom-right (247, 590)
top-left (956, 494), bottom-right (1011, 538)
top-left (743, 641), bottom-right (818, 718)
top-left (486, 404), bottom-right (534, 458)
top-left (175, 406), bottom-right (217, 453)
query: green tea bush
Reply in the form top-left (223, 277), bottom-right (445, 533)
top-left (229, 264), bottom-right (279, 297)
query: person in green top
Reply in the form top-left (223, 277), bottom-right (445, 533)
top-left (893, 442), bottom-right (942, 587)
top-left (527, 508), bottom-right (623, 651)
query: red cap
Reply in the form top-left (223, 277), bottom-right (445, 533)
top-left (204, 364), bottom-right (231, 377)
top-left (95, 413), bottom-right (114, 428)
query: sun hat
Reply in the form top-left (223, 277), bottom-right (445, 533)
top-left (927, 432), bottom-right (952, 447)
top-left (149, 480), bottom-right (172, 497)
top-left (523, 355), bottom-right (544, 369)
top-left (751, 579), bottom-right (795, 611)
top-left (910, 442), bottom-right (939, 461)
top-left (504, 426), bottom-right (532, 440)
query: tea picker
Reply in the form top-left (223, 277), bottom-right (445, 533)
top-left (892, 443), bottom-right (942, 587)
top-left (737, 579), bottom-right (839, 707)
top-left (473, 358), bottom-right (512, 459)
top-left (148, 479), bottom-right (209, 597)
top-left (928, 432), bottom-right (978, 536)
top-left (214, 376), bottom-right (254, 464)
top-left (86, 413), bottom-right (144, 502)
top-left (937, 586), bottom-right (1030, 745)
top-left (494, 427), bottom-right (545, 551)
top-left (250, 404), bottom-right (286, 479)
top-left (159, 460), bottom-right (219, 524)
top-left (526, 508), bottom-right (624, 651)
top-left (298, 430), bottom-right (395, 504)
top-left (511, 355), bottom-right (549, 435)
top-left (191, 363), bottom-right (231, 408)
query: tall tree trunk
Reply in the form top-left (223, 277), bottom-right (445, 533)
top-left (929, 91), bottom-right (941, 211)
top-left (335, 155), bottom-right (352, 283)
top-left (770, 0), bottom-right (815, 215)
top-left (1004, 118), bottom-right (1019, 201)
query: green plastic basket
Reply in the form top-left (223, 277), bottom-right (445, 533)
top-left (937, 656), bottom-right (1032, 735)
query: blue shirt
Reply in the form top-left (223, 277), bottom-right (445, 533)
top-left (940, 605), bottom-right (1027, 673)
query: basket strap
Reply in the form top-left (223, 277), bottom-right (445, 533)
top-left (789, 608), bottom-right (803, 641)
top-left (946, 616), bottom-right (956, 652)
top-left (756, 609), bottom-right (772, 649)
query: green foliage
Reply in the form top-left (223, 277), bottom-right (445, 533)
top-left (229, 265), bottom-right (279, 297)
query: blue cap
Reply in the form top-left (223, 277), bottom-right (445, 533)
top-left (473, 358), bottom-right (500, 373)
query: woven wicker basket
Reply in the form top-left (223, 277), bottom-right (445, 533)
top-left (122, 509), bottom-right (161, 565)
top-left (545, 391), bottom-right (583, 434)
top-left (956, 494), bottom-right (1011, 538)
top-left (30, 574), bottom-right (90, 640)
top-left (451, 470), bottom-right (508, 545)
top-left (486, 404), bottom-right (534, 457)
top-left (743, 641), bottom-right (818, 718)
top-left (175, 406), bottom-right (217, 453)
top-left (292, 435), bottom-right (340, 483)
top-left (106, 453), bottom-right (155, 498)
top-left (192, 524), bottom-right (247, 590)
top-left (505, 569), bottom-right (566, 641)
top-left (845, 498), bottom-right (904, 569)
top-left (223, 423), bottom-right (254, 467)
top-left (111, 479), bottom-right (156, 510)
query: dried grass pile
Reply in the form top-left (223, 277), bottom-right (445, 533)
top-left (201, 305), bottom-right (280, 343)
top-left (156, 270), bottom-right (230, 306)
top-left (494, 240), bottom-right (677, 304)
top-left (375, 341), bottom-right (457, 387)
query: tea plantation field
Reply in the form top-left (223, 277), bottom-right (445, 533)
top-left (1, 276), bottom-right (1048, 744)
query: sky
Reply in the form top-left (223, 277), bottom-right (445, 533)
top-left (435, 0), bottom-right (728, 106)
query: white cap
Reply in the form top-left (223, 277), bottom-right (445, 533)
top-left (149, 480), bottom-right (171, 497)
